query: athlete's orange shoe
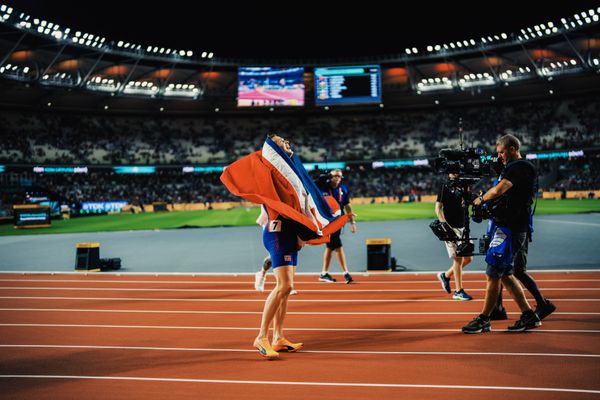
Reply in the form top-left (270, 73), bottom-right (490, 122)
top-left (272, 337), bottom-right (303, 352)
top-left (253, 337), bottom-right (279, 360)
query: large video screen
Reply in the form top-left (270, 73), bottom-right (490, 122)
top-left (315, 65), bottom-right (381, 105)
top-left (238, 67), bottom-right (304, 107)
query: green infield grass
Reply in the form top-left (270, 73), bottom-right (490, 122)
top-left (1, 199), bottom-right (598, 236)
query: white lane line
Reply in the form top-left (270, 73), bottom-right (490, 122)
top-left (1, 308), bottom-right (599, 316)
top-left (1, 296), bottom-right (599, 302)
top-left (0, 375), bottom-right (598, 394)
top-left (1, 286), bottom-right (599, 293)
top-left (0, 278), bottom-right (599, 285)
top-left (539, 219), bottom-right (600, 227)
top-left (2, 269), bottom-right (599, 276)
top-left (1, 323), bottom-right (599, 333)
top-left (2, 344), bottom-right (599, 359)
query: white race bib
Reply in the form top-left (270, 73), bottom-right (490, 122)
top-left (268, 220), bottom-right (282, 232)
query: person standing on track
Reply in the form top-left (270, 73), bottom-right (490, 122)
top-left (462, 134), bottom-right (554, 333)
top-left (435, 173), bottom-right (473, 301)
top-left (221, 133), bottom-right (349, 359)
top-left (318, 169), bottom-right (356, 284)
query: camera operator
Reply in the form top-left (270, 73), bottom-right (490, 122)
top-left (463, 134), bottom-right (555, 334)
top-left (435, 173), bottom-right (473, 301)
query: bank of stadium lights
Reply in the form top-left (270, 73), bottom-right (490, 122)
top-left (86, 76), bottom-right (119, 92)
top-left (416, 76), bottom-right (452, 92)
top-left (0, 63), bottom-right (31, 80)
top-left (539, 59), bottom-right (582, 77)
top-left (40, 72), bottom-right (76, 86)
top-left (1, 4), bottom-right (12, 21)
top-left (72, 31), bottom-right (106, 49)
top-left (458, 72), bottom-right (495, 88)
top-left (499, 66), bottom-right (532, 82)
top-left (165, 83), bottom-right (201, 98)
top-left (117, 41), bottom-right (143, 51)
top-left (405, 47), bottom-right (418, 55)
top-left (123, 80), bottom-right (159, 96)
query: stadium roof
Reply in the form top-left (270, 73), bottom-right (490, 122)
top-left (4, 0), bottom-right (600, 59)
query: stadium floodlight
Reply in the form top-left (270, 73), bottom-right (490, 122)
top-left (186, 50), bottom-right (193, 57)
top-left (23, 67), bottom-right (29, 73)
top-left (570, 59), bottom-right (577, 65)
top-left (501, 33), bottom-right (507, 39)
top-left (208, 52), bottom-right (213, 58)
top-left (434, 45), bottom-right (441, 51)
top-left (179, 50), bottom-right (185, 56)
top-left (405, 48), bottom-right (411, 54)
top-left (462, 40), bottom-right (468, 47)
top-left (456, 42), bottom-right (462, 48)
top-left (146, 46), bottom-right (152, 51)
top-left (469, 39), bottom-right (476, 46)
top-left (427, 45), bottom-right (433, 52)
top-left (118, 41), bottom-right (123, 47)
top-left (412, 47), bottom-right (417, 53)
top-left (201, 51), bottom-right (207, 58)
top-left (593, 58), bottom-right (599, 66)
top-left (0, 5), bottom-right (5, 12)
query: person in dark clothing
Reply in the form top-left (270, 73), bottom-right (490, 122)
top-left (435, 173), bottom-right (473, 300)
top-left (463, 134), bottom-right (555, 334)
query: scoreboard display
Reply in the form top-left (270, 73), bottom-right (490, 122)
top-left (13, 204), bottom-right (51, 228)
top-left (315, 65), bottom-right (381, 105)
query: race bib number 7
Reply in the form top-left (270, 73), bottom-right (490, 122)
top-left (268, 220), bottom-right (282, 232)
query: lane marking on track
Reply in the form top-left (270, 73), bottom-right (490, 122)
top-left (1, 323), bottom-right (599, 333)
top-left (0, 278), bottom-right (599, 285)
top-left (2, 344), bottom-right (600, 358)
top-left (0, 375), bottom-right (599, 394)
top-left (1, 296), bottom-right (599, 302)
top-left (1, 269), bottom-right (599, 276)
top-left (1, 286), bottom-right (599, 293)
top-left (1, 308), bottom-right (599, 316)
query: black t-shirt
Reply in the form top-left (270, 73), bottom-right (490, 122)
top-left (500, 159), bottom-right (536, 232)
top-left (437, 183), bottom-right (465, 228)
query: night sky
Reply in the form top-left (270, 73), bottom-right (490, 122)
top-left (3, 0), bottom-right (600, 59)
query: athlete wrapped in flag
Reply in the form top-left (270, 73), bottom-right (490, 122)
top-left (221, 134), bottom-right (350, 359)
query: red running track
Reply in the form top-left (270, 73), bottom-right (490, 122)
top-left (0, 271), bottom-right (599, 399)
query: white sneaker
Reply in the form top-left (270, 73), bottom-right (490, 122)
top-left (290, 289), bottom-right (298, 295)
top-left (254, 271), bottom-right (266, 292)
